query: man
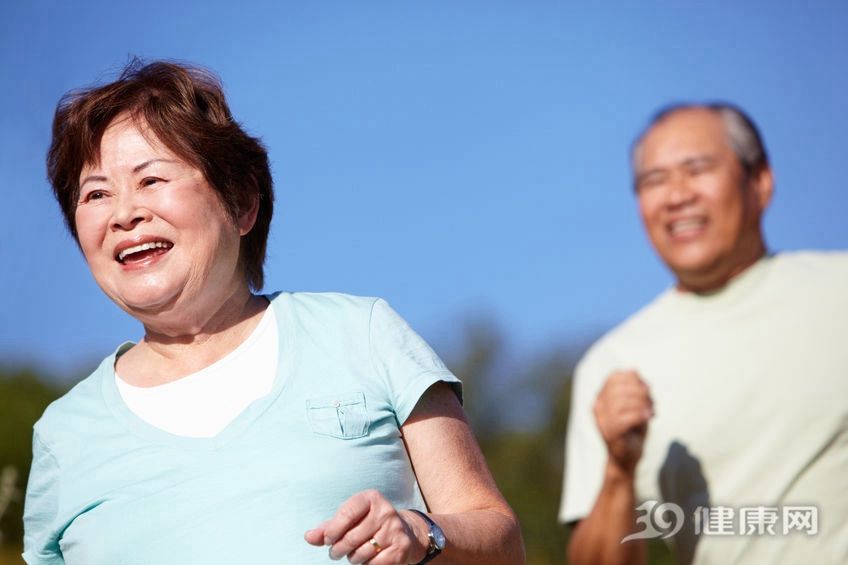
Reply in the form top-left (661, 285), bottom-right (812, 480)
top-left (560, 104), bottom-right (848, 564)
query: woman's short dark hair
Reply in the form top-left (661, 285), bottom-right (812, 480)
top-left (47, 59), bottom-right (274, 290)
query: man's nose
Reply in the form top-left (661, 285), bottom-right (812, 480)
top-left (666, 171), bottom-right (697, 208)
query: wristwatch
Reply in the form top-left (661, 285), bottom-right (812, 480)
top-left (409, 509), bottom-right (446, 564)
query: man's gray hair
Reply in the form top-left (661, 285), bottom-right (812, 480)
top-left (631, 103), bottom-right (769, 177)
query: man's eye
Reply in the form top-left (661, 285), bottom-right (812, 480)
top-left (639, 174), bottom-right (665, 190)
top-left (687, 160), bottom-right (714, 175)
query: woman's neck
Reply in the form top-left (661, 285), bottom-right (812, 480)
top-left (117, 289), bottom-right (269, 387)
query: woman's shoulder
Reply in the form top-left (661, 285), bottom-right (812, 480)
top-left (269, 291), bottom-right (384, 325)
top-left (33, 352), bottom-right (117, 449)
top-left (270, 290), bottom-right (380, 308)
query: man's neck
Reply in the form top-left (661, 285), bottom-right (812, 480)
top-left (676, 245), bottom-right (767, 295)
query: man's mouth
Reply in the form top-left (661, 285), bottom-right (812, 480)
top-left (668, 217), bottom-right (707, 237)
top-left (116, 241), bottom-right (174, 264)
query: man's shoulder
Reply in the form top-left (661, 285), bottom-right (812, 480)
top-left (596, 288), bottom-right (676, 347)
top-left (771, 250), bottom-right (848, 277)
top-left (762, 251), bottom-right (848, 301)
top-left (577, 249), bottom-right (848, 374)
top-left (577, 289), bottom-right (676, 374)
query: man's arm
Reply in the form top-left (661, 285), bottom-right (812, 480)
top-left (568, 462), bottom-right (644, 565)
top-left (566, 370), bottom-right (653, 565)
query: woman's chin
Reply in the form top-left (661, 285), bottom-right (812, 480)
top-left (109, 287), bottom-right (182, 317)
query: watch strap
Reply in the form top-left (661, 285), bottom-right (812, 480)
top-left (409, 509), bottom-right (444, 564)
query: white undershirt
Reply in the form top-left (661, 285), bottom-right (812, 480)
top-left (116, 305), bottom-right (279, 438)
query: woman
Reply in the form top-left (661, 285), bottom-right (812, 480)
top-left (24, 61), bottom-right (524, 564)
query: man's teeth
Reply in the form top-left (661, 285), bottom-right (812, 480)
top-left (118, 242), bottom-right (172, 262)
top-left (669, 218), bottom-right (706, 235)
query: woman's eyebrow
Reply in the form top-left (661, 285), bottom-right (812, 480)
top-left (132, 158), bottom-right (177, 173)
top-left (80, 159), bottom-right (179, 188)
top-left (79, 174), bottom-right (106, 189)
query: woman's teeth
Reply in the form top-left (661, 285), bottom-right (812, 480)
top-left (118, 241), bottom-right (173, 262)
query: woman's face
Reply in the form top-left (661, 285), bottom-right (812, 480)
top-left (75, 116), bottom-right (252, 323)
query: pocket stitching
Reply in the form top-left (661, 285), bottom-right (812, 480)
top-left (306, 391), bottom-right (370, 439)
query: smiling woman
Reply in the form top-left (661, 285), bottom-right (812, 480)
top-left (73, 117), bottom-right (254, 337)
top-left (23, 60), bottom-right (524, 565)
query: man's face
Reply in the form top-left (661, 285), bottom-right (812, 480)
top-left (634, 108), bottom-right (772, 291)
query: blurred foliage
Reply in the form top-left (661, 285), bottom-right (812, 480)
top-left (446, 320), bottom-right (674, 565)
top-left (0, 368), bottom-right (64, 565)
top-left (0, 322), bottom-right (675, 564)
top-left (446, 320), bottom-right (574, 563)
top-left (0, 546), bottom-right (22, 565)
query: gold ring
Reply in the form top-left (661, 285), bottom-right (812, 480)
top-left (369, 537), bottom-right (383, 553)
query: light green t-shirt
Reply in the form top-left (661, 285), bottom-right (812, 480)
top-left (560, 252), bottom-right (848, 564)
top-left (24, 292), bottom-right (461, 565)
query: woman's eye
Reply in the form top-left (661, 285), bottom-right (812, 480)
top-left (141, 177), bottom-right (162, 187)
top-left (83, 190), bottom-right (106, 202)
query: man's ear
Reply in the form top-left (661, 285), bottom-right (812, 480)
top-left (238, 195), bottom-right (260, 236)
top-left (750, 164), bottom-right (774, 213)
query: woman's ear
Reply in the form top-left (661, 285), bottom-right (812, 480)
top-left (238, 195), bottom-right (260, 236)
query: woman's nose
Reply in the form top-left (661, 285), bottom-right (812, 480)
top-left (110, 193), bottom-right (152, 231)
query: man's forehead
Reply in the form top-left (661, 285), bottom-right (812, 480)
top-left (637, 109), bottom-right (730, 170)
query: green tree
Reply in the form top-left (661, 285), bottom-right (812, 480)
top-left (446, 322), bottom-right (675, 565)
top-left (0, 369), bottom-right (63, 558)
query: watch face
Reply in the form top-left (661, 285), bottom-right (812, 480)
top-left (432, 525), bottom-right (446, 550)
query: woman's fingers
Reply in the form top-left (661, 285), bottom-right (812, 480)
top-left (347, 522), bottom-right (415, 565)
top-left (306, 490), bottom-right (423, 563)
top-left (304, 524), bottom-right (327, 546)
top-left (344, 525), bottom-right (390, 564)
top-left (321, 491), bottom-right (380, 553)
top-left (328, 514), bottom-right (381, 560)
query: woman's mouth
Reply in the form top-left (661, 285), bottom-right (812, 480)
top-left (116, 241), bottom-right (174, 264)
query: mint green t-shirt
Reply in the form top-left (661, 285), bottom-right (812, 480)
top-left (23, 292), bottom-right (461, 565)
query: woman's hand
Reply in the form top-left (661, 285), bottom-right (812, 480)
top-left (304, 489), bottom-right (428, 564)
top-left (306, 382), bottom-right (525, 565)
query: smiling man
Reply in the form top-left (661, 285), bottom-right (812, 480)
top-left (560, 104), bottom-right (848, 564)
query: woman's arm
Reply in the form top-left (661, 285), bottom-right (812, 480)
top-left (400, 381), bottom-right (523, 564)
top-left (23, 433), bottom-right (65, 565)
top-left (305, 382), bottom-right (524, 564)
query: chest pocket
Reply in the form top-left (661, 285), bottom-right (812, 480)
top-left (306, 392), bottom-right (370, 439)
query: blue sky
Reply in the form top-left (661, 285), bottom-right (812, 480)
top-left (1, 2), bottom-right (846, 380)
